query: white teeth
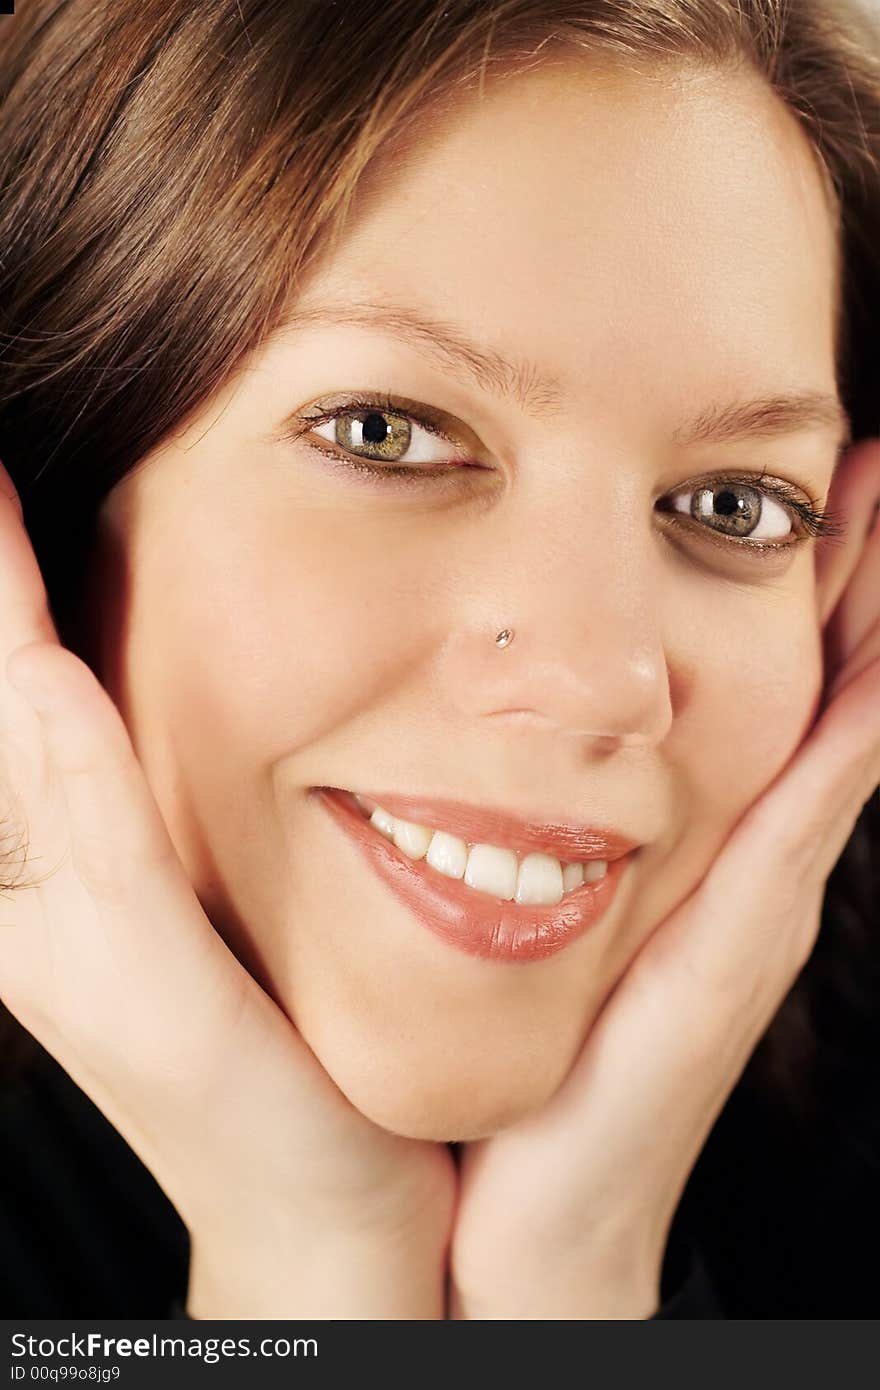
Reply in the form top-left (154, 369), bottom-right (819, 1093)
top-left (369, 806), bottom-right (396, 839)
top-left (392, 818), bottom-right (434, 860)
top-left (515, 852), bottom-right (564, 905)
top-left (464, 843), bottom-right (519, 899)
top-left (355, 796), bottom-right (610, 903)
top-left (425, 829), bottom-right (469, 879)
top-left (562, 861), bottom-right (585, 892)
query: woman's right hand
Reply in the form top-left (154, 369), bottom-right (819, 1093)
top-left (0, 460), bottom-right (456, 1319)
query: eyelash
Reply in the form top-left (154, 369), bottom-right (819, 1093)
top-left (284, 392), bottom-right (846, 558)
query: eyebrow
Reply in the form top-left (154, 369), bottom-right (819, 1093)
top-left (283, 298), bottom-right (566, 419)
top-left (671, 391), bottom-right (851, 451)
top-left (281, 297), bottom-right (852, 449)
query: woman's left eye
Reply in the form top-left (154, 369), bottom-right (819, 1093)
top-left (661, 479), bottom-right (796, 543)
top-left (288, 395), bottom-right (839, 552)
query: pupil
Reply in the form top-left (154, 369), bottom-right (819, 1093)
top-left (715, 489), bottom-right (739, 516)
top-left (362, 412), bottom-right (389, 444)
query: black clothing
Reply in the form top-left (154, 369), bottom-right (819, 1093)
top-left (0, 1032), bottom-right (874, 1319)
top-left (0, 1038), bottom-right (189, 1319)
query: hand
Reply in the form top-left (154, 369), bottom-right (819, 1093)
top-left (0, 460), bottom-right (455, 1319)
top-left (446, 441), bottom-right (880, 1320)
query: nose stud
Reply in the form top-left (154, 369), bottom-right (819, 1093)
top-left (495, 628), bottom-right (515, 648)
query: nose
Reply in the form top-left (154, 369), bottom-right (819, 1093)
top-left (437, 480), bottom-right (674, 749)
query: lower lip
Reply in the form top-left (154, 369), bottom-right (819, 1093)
top-left (312, 787), bottom-right (634, 964)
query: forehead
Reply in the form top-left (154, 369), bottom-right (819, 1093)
top-left (294, 56), bottom-right (840, 417)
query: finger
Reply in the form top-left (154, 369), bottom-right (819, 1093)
top-left (822, 525), bottom-right (880, 704)
top-left (0, 477), bottom-right (61, 658)
top-left (0, 470), bottom-right (64, 806)
top-left (824, 606), bottom-right (880, 712)
top-left (709, 649), bottom-right (880, 901)
top-left (816, 437), bottom-right (880, 628)
top-left (537, 646), bottom-right (880, 1235)
top-left (1, 637), bottom-right (248, 1101)
top-left (555, 659), bottom-right (880, 1220)
top-left (0, 458), bottom-right (23, 522)
top-left (5, 641), bottom-right (186, 905)
top-left (623, 648), bottom-right (880, 1030)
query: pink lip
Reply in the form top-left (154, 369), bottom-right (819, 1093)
top-left (342, 788), bottom-right (640, 862)
top-left (312, 787), bottom-right (637, 963)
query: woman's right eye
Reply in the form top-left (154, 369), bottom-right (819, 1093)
top-left (307, 405), bottom-right (465, 471)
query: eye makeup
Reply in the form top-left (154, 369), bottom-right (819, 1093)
top-left (277, 389), bottom-right (846, 559)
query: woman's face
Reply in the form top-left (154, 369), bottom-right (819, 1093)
top-left (78, 56), bottom-right (845, 1140)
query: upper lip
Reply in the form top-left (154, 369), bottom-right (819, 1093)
top-left (334, 787), bottom-right (642, 862)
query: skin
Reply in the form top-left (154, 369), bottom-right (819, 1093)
top-left (69, 55), bottom-right (856, 1144)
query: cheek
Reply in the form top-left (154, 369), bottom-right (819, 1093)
top-left (161, 512), bottom-right (431, 749)
top-left (680, 600), bottom-right (824, 822)
top-left (118, 509), bottom-right (437, 977)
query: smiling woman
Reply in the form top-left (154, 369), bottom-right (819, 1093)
top-left (0, 0), bottom-right (879, 1322)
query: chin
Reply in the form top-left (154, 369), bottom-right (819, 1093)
top-left (323, 1050), bottom-right (564, 1143)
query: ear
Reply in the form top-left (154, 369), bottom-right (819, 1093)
top-left (814, 436), bottom-right (880, 630)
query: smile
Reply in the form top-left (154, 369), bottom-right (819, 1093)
top-left (351, 791), bottom-right (610, 903)
top-left (312, 787), bottom-right (637, 964)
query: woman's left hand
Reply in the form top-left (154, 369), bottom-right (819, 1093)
top-left (446, 442), bottom-right (880, 1319)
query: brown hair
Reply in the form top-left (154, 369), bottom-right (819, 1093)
top-left (1, 0), bottom-right (878, 1127)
